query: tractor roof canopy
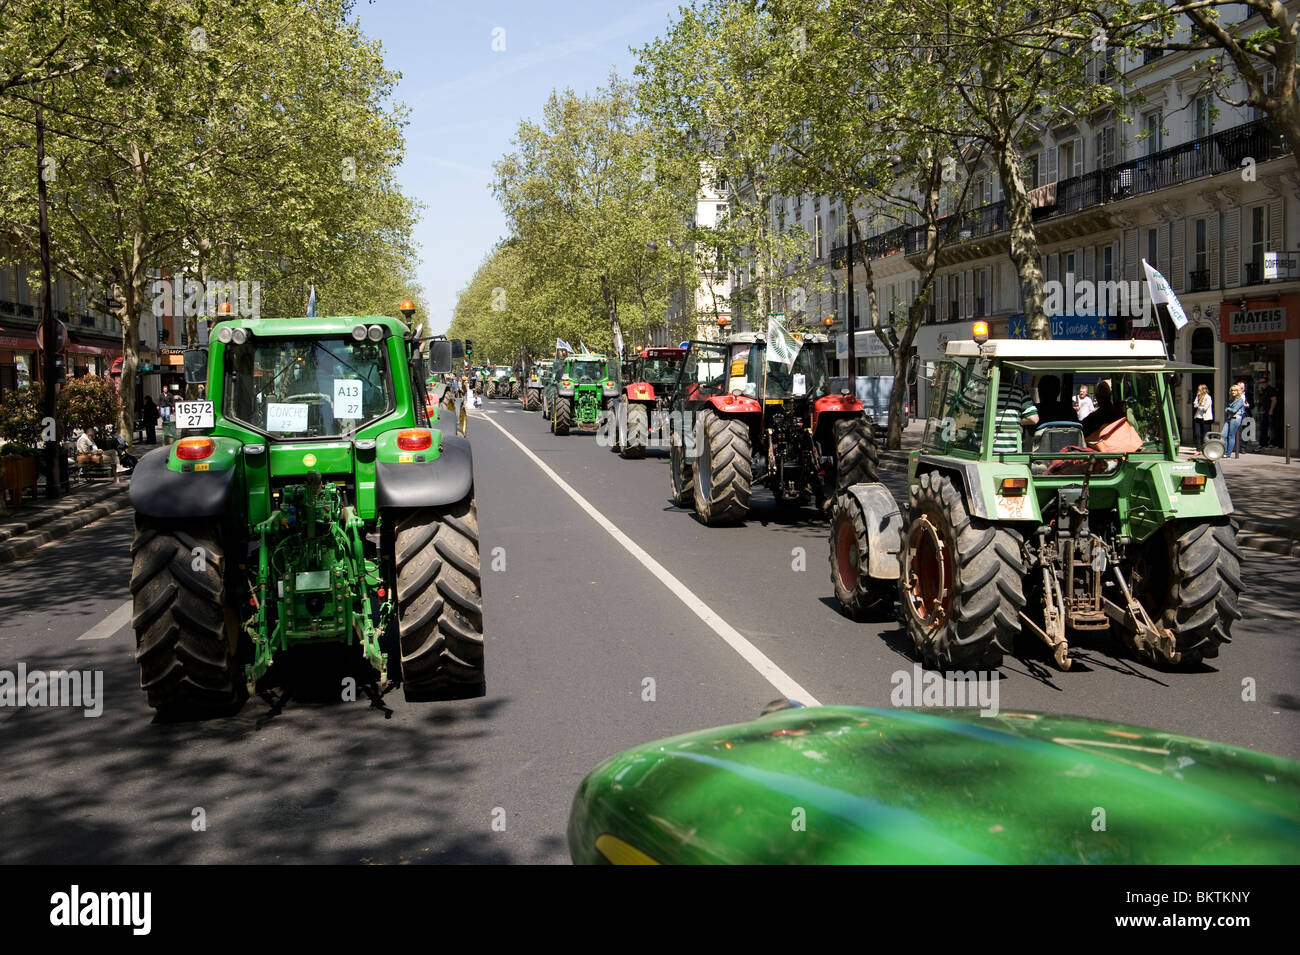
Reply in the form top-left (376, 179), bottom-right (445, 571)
top-left (946, 338), bottom-right (1166, 359)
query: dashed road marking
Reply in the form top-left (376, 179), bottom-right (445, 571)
top-left (77, 599), bottom-right (133, 640)
top-left (478, 412), bottom-right (821, 706)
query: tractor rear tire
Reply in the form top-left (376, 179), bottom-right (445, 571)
top-left (1141, 518), bottom-right (1243, 666)
top-left (130, 516), bottom-right (244, 717)
top-left (834, 417), bottom-right (879, 493)
top-left (900, 470), bottom-right (1024, 669)
top-left (693, 408), bottom-right (751, 525)
top-left (670, 438), bottom-right (694, 507)
top-left (510, 381), bottom-right (520, 398)
top-left (620, 403), bottom-right (648, 459)
top-left (524, 389), bottom-right (539, 412)
top-left (393, 498), bottom-right (485, 700)
top-left (829, 492), bottom-right (895, 620)
top-left (554, 396), bottom-right (572, 435)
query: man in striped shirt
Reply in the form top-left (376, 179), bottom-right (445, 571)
top-left (992, 376), bottom-right (1039, 454)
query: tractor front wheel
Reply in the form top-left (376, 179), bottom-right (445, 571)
top-left (553, 396), bottom-right (572, 435)
top-left (829, 492), bottom-right (894, 620)
top-left (899, 471), bottom-right (1024, 669)
top-left (620, 403), bottom-right (648, 459)
top-left (393, 498), bottom-right (485, 700)
top-left (693, 408), bottom-right (751, 525)
top-left (510, 381), bottom-right (520, 398)
top-left (130, 516), bottom-right (244, 717)
top-left (669, 434), bottom-right (693, 507)
top-left (524, 389), bottom-right (539, 411)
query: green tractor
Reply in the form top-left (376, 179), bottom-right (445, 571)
top-left (544, 352), bottom-right (619, 436)
top-left (128, 315), bottom-right (484, 717)
top-left (486, 366), bottom-right (518, 399)
top-left (829, 334), bottom-right (1241, 671)
top-left (523, 358), bottom-right (551, 412)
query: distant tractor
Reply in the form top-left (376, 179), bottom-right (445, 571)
top-left (523, 359), bottom-right (552, 412)
top-left (128, 315), bottom-right (484, 717)
top-left (607, 346), bottom-right (686, 459)
top-left (544, 353), bottom-right (620, 436)
top-left (829, 330), bottom-right (1241, 672)
top-left (667, 331), bottom-right (877, 525)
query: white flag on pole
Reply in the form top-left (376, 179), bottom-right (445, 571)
top-left (766, 316), bottom-right (801, 366)
top-left (1142, 259), bottom-right (1189, 330)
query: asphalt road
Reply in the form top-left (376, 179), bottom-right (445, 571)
top-left (1, 399), bottom-right (1297, 864)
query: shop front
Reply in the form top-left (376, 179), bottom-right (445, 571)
top-left (0, 333), bottom-right (38, 397)
top-left (1219, 294), bottom-right (1300, 452)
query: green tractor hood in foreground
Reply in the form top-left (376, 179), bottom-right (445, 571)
top-left (568, 706), bottom-right (1300, 864)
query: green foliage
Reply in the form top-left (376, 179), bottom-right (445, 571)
top-left (0, 383), bottom-right (46, 448)
top-left (57, 375), bottom-right (120, 434)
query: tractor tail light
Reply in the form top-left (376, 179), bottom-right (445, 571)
top-left (1000, 478), bottom-right (1027, 496)
top-left (396, 428), bottom-right (432, 452)
top-left (562, 379), bottom-right (572, 388)
top-left (1181, 475), bottom-right (1206, 491)
top-left (176, 437), bottom-right (215, 460)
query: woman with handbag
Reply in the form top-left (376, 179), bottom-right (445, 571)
top-left (1224, 383), bottom-right (1245, 456)
top-left (1193, 384), bottom-right (1213, 448)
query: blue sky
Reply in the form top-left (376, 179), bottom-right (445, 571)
top-left (353, 0), bottom-right (682, 334)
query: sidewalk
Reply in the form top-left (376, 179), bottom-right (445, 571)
top-left (877, 422), bottom-right (1300, 556)
top-left (0, 441), bottom-right (162, 564)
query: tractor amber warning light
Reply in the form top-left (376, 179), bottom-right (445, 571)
top-left (1181, 475), bottom-right (1206, 490)
top-left (973, 321), bottom-right (989, 341)
top-left (176, 437), bottom-right (215, 461)
top-left (396, 429), bottom-right (432, 452)
top-left (1000, 477), bottom-right (1027, 496)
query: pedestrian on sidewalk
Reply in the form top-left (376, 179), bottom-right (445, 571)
top-left (1225, 383), bottom-right (1245, 456)
top-left (1258, 374), bottom-right (1278, 448)
top-left (140, 395), bottom-right (158, 445)
top-left (1193, 384), bottom-right (1213, 448)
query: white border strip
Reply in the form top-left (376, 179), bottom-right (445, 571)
top-left (77, 599), bottom-right (133, 641)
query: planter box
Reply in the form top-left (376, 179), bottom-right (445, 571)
top-left (1, 455), bottom-right (39, 506)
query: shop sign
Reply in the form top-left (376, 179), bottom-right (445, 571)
top-left (1228, 306), bottom-right (1286, 337)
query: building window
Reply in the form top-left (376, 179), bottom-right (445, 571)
top-left (1253, 69), bottom-right (1275, 122)
top-left (1144, 110), bottom-right (1163, 155)
top-left (1246, 205), bottom-right (1266, 284)
top-left (1191, 218), bottom-right (1209, 290)
top-left (1194, 95), bottom-right (1214, 139)
top-left (1095, 125), bottom-right (1116, 170)
top-left (1022, 153), bottom-right (1040, 188)
top-left (1147, 228), bottom-right (1158, 270)
top-left (1103, 244), bottom-right (1114, 281)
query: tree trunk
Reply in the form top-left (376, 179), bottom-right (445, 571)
top-left (994, 142), bottom-right (1050, 340)
top-left (117, 304), bottom-right (139, 449)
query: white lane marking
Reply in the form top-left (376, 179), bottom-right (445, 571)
top-left (479, 413), bottom-right (822, 706)
top-left (77, 599), bottom-right (133, 640)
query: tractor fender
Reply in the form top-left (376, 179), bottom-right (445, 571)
top-left (1209, 466), bottom-right (1234, 514)
top-left (705, 393), bottom-right (762, 415)
top-left (845, 482), bottom-right (902, 580)
top-left (129, 446), bottom-right (237, 518)
top-left (376, 433), bottom-right (474, 509)
top-left (913, 456), bottom-right (988, 518)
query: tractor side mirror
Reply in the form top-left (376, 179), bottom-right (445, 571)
top-left (183, 347), bottom-right (208, 385)
top-left (450, 339), bottom-right (465, 360)
top-left (428, 340), bottom-right (453, 374)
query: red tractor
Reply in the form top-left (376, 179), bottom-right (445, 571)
top-left (667, 331), bottom-right (878, 525)
top-left (606, 345), bottom-right (687, 459)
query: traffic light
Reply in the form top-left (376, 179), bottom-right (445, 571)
top-left (465, 338), bottom-right (474, 357)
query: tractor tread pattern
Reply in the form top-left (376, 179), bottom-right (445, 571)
top-left (694, 409), bottom-right (751, 525)
top-left (828, 491), bottom-right (895, 620)
top-left (130, 515), bottom-right (241, 715)
top-left (394, 498), bottom-right (485, 699)
top-left (904, 471), bottom-right (1025, 669)
top-left (554, 396), bottom-right (571, 435)
top-left (620, 403), bottom-right (648, 459)
top-left (1163, 517), bottom-right (1241, 664)
top-left (833, 417), bottom-right (879, 493)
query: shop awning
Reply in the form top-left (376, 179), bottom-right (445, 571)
top-left (0, 334), bottom-right (38, 351)
top-left (66, 339), bottom-right (119, 357)
top-left (1002, 359), bottom-right (1215, 374)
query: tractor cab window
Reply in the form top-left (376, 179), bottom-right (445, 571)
top-left (225, 337), bottom-right (394, 438)
top-left (1067, 372), bottom-right (1168, 452)
top-left (567, 359), bottom-right (607, 383)
top-left (641, 357), bottom-right (681, 384)
top-left (766, 343), bottom-right (830, 399)
top-left (924, 357), bottom-right (989, 456)
top-left (683, 343), bottom-right (729, 396)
